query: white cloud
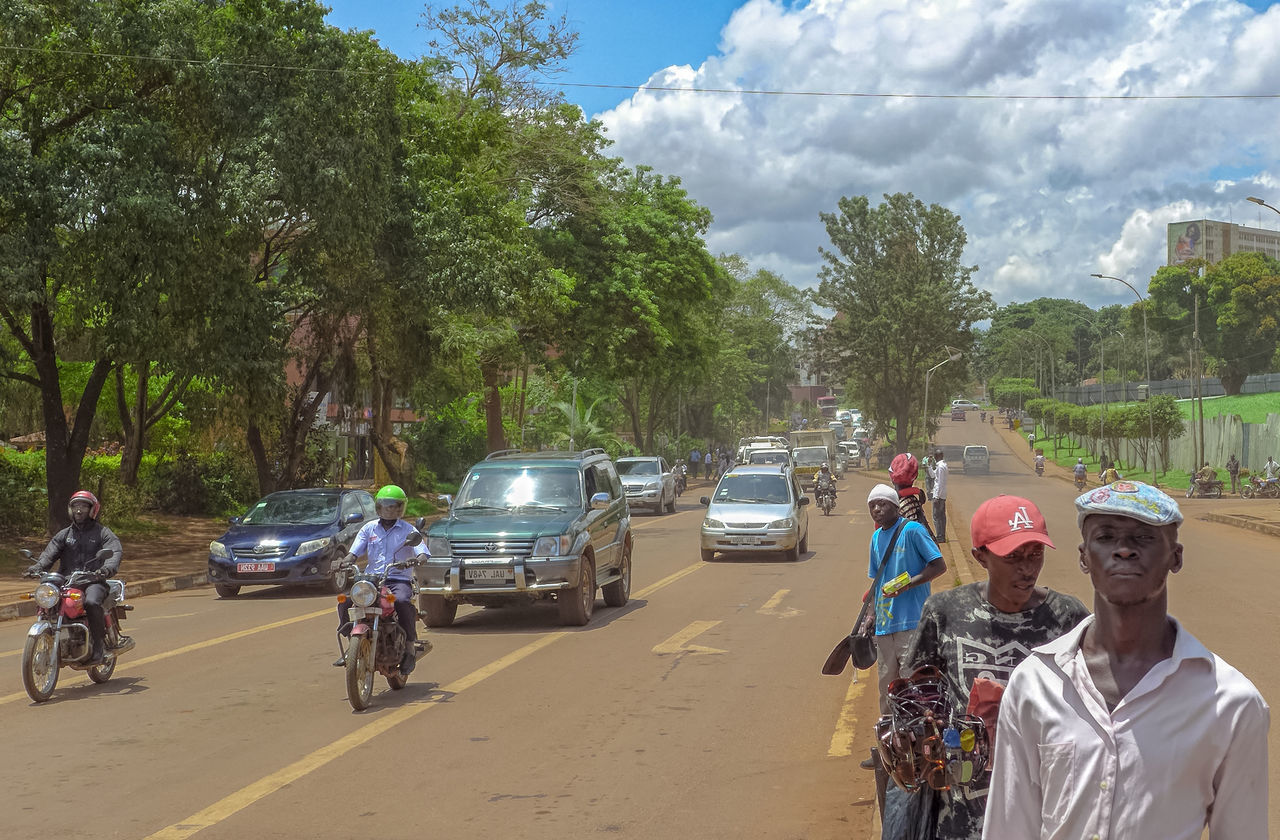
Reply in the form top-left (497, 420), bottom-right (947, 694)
top-left (597, 0), bottom-right (1280, 308)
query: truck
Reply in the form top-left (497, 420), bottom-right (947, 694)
top-left (789, 429), bottom-right (838, 465)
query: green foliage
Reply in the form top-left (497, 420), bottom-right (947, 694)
top-left (990, 378), bottom-right (1038, 410)
top-left (0, 454), bottom-right (47, 536)
top-left (403, 398), bottom-right (488, 484)
top-left (143, 452), bottom-right (258, 517)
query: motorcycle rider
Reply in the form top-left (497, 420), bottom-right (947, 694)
top-left (1034, 449), bottom-right (1045, 475)
top-left (27, 491), bottom-right (123, 665)
top-left (1265, 456), bottom-right (1279, 483)
top-left (1189, 462), bottom-right (1217, 497)
top-left (333, 485), bottom-right (427, 674)
top-left (814, 463), bottom-right (836, 504)
top-left (1073, 458), bottom-right (1087, 488)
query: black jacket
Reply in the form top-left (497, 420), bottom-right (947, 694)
top-left (36, 520), bottom-right (123, 577)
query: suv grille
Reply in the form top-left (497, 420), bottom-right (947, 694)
top-left (450, 538), bottom-right (536, 560)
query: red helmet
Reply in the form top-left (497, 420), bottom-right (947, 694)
top-left (889, 453), bottom-right (918, 486)
top-left (68, 490), bottom-right (101, 520)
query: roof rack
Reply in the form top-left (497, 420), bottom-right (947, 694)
top-left (576, 448), bottom-right (606, 458)
top-left (484, 448), bottom-right (524, 460)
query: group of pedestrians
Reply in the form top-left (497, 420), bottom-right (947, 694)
top-left (855, 462), bottom-right (1268, 838)
top-left (687, 446), bottom-right (733, 481)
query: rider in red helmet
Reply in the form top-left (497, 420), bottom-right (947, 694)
top-left (889, 453), bottom-right (937, 542)
top-left (27, 491), bottom-right (123, 664)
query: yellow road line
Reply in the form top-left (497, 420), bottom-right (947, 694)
top-left (827, 668), bottom-right (873, 757)
top-left (0, 608), bottom-right (333, 707)
top-left (144, 560), bottom-right (705, 839)
top-left (652, 620), bottom-right (726, 655)
top-left (759, 589), bottom-right (789, 612)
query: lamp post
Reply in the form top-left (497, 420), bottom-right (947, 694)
top-left (923, 346), bottom-right (963, 446)
top-left (1093, 273), bottom-right (1156, 475)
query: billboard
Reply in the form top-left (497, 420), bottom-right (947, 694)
top-left (1168, 221), bottom-right (1203, 265)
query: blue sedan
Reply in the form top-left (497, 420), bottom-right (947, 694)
top-left (207, 489), bottom-right (376, 598)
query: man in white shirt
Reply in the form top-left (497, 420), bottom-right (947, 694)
top-left (927, 448), bottom-right (949, 542)
top-left (983, 480), bottom-right (1269, 840)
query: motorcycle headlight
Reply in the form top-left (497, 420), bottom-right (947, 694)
top-left (768, 518), bottom-right (795, 529)
top-left (209, 541), bottom-right (230, 560)
top-left (532, 535), bottom-right (572, 556)
top-left (703, 518), bottom-right (725, 530)
top-left (34, 582), bottom-right (60, 609)
top-left (350, 580), bottom-right (378, 608)
top-left (297, 537), bottom-right (331, 556)
top-left (427, 536), bottom-right (451, 557)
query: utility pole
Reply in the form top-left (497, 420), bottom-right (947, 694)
top-left (1194, 295), bottom-right (1206, 467)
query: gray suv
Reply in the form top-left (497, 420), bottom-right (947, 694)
top-left (420, 449), bottom-right (633, 627)
top-left (615, 456), bottom-right (676, 514)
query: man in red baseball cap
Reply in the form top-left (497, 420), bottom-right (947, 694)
top-left (898, 495), bottom-right (1090, 840)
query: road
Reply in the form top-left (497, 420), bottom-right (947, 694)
top-left (1, 419), bottom-right (1276, 839)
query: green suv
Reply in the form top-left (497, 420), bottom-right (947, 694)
top-left (420, 449), bottom-right (633, 627)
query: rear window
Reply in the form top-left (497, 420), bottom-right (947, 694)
top-left (794, 448), bottom-right (826, 465)
top-left (964, 447), bottom-right (989, 458)
top-left (749, 451), bottom-right (789, 465)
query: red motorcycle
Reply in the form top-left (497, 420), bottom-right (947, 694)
top-left (1240, 476), bottom-right (1280, 499)
top-left (19, 549), bottom-right (135, 702)
top-left (335, 529), bottom-right (431, 711)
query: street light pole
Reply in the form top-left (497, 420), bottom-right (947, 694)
top-left (923, 346), bottom-right (963, 447)
top-left (1093, 273), bottom-right (1156, 475)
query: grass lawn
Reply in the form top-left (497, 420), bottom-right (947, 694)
top-left (1171, 392), bottom-right (1280, 424)
top-left (1029, 425), bottom-right (1192, 491)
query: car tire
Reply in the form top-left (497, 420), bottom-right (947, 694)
top-left (785, 544), bottom-right (801, 562)
top-left (327, 561), bottom-right (354, 594)
top-left (420, 595), bottom-right (457, 628)
top-left (665, 492), bottom-right (676, 513)
top-left (214, 583), bottom-right (240, 598)
top-left (700, 548), bottom-right (715, 562)
top-left (558, 559), bottom-right (595, 626)
top-left (799, 532), bottom-right (808, 554)
top-left (602, 543), bottom-right (631, 608)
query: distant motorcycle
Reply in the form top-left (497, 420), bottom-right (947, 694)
top-left (675, 464), bottom-right (688, 497)
top-left (1186, 479), bottom-right (1224, 499)
top-left (1240, 476), bottom-right (1280, 499)
top-left (19, 548), bottom-right (135, 702)
top-left (1074, 472), bottom-right (1087, 491)
top-left (815, 485), bottom-right (837, 516)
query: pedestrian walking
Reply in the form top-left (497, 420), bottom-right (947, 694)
top-left (703, 449), bottom-right (712, 480)
top-left (927, 449), bottom-right (949, 542)
top-left (983, 481), bottom-right (1270, 840)
top-left (689, 447), bottom-right (701, 479)
top-left (1226, 453), bottom-right (1241, 494)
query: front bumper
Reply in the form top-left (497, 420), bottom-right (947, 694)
top-left (207, 549), bottom-right (336, 587)
top-left (623, 488), bottom-right (663, 508)
top-left (700, 526), bottom-right (798, 553)
top-left (417, 555), bottom-right (583, 595)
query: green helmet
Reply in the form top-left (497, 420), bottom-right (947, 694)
top-left (375, 485), bottom-right (408, 505)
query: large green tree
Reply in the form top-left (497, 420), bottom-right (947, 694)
top-left (813, 193), bottom-right (994, 452)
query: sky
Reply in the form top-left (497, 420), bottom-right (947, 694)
top-left (323, 0), bottom-right (1280, 310)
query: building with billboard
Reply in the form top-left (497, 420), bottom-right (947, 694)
top-left (1168, 219), bottom-right (1280, 266)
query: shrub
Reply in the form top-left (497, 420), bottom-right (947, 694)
top-left (0, 453), bottom-right (47, 536)
top-left (143, 451), bottom-right (257, 517)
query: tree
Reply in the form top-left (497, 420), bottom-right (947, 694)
top-left (813, 193), bottom-right (994, 452)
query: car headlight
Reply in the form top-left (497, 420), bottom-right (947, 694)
top-left (34, 582), bottom-right (60, 609)
top-left (209, 541), bottom-right (230, 560)
top-left (297, 537), bottom-right (331, 556)
top-left (768, 518), bottom-right (795, 529)
top-left (703, 518), bottom-right (725, 530)
top-left (427, 536), bottom-right (451, 557)
top-left (350, 580), bottom-right (378, 608)
top-left (644, 481), bottom-right (660, 491)
top-left (533, 535), bottom-right (572, 556)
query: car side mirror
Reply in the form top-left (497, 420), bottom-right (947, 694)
top-left (229, 516), bottom-right (242, 525)
top-left (799, 497), bottom-right (811, 506)
top-left (403, 531), bottom-right (422, 547)
top-left (699, 496), bottom-right (710, 506)
top-left (440, 494), bottom-right (454, 508)
top-left (589, 492), bottom-right (610, 510)
top-left (344, 511), bottom-right (363, 525)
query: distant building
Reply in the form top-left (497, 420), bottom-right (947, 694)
top-left (1168, 219), bottom-right (1280, 266)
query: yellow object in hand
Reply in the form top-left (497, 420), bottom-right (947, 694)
top-left (882, 571), bottom-right (911, 596)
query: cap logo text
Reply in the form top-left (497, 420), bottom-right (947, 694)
top-left (1008, 506), bottom-right (1035, 531)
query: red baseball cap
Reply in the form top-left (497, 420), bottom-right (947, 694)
top-left (970, 495), bottom-right (1055, 556)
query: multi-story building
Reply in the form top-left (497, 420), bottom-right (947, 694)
top-left (1168, 219), bottom-right (1280, 266)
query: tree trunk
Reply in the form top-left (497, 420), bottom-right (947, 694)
top-left (482, 362), bottom-right (507, 454)
top-left (369, 373), bottom-right (411, 490)
top-left (246, 421), bottom-right (277, 496)
top-left (116, 364), bottom-right (193, 486)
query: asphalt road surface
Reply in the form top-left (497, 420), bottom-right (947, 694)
top-left (1, 420), bottom-right (1275, 839)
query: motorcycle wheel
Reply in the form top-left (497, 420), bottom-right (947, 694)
top-left (1210, 485), bottom-right (1222, 499)
top-left (345, 635), bottom-right (375, 711)
top-left (88, 652), bottom-right (116, 684)
top-left (1242, 485), bottom-right (1255, 499)
top-left (22, 630), bottom-right (59, 702)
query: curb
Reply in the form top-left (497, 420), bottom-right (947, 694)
top-left (1203, 512), bottom-right (1280, 538)
top-left (0, 571), bottom-right (210, 623)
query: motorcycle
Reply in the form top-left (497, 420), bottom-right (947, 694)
top-left (815, 484), bottom-right (837, 516)
top-left (1074, 472), bottom-right (1087, 491)
top-left (980, 411), bottom-right (986, 422)
top-left (335, 528), bottom-right (431, 711)
top-left (1034, 451), bottom-right (1045, 477)
top-left (19, 548), bottom-right (135, 702)
top-left (1186, 479), bottom-right (1224, 499)
top-left (675, 464), bottom-right (688, 497)
top-left (1240, 476), bottom-right (1279, 499)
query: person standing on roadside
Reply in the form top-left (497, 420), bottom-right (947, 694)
top-left (703, 449), bottom-right (713, 480)
top-left (927, 449), bottom-right (949, 542)
top-left (983, 481), bottom-right (1269, 839)
top-left (689, 447), bottom-right (701, 480)
top-left (858, 483), bottom-right (947, 769)
top-left (906, 495), bottom-right (1090, 839)
top-left (1226, 453), bottom-right (1241, 495)
top-left (889, 453), bottom-right (936, 540)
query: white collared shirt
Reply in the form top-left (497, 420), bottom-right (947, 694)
top-left (983, 615), bottom-right (1269, 840)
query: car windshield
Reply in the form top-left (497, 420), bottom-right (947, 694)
top-left (713, 474), bottom-right (791, 504)
top-left (455, 467), bottom-right (582, 511)
top-left (749, 451), bottom-right (788, 464)
top-left (241, 494), bottom-right (337, 526)
top-left (617, 460), bottom-right (659, 476)
top-left (793, 448), bottom-right (827, 465)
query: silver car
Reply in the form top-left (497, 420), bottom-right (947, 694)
top-left (616, 456), bottom-right (677, 514)
top-left (699, 465), bottom-right (810, 562)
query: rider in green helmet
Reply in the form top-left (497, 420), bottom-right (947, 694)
top-left (333, 485), bottom-right (426, 673)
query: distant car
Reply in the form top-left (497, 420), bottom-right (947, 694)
top-left (963, 445), bottom-right (991, 474)
top-left (837, 440), bottom-right (861, 463)
top-left (616, 455), bottom-right (677, 514)
top-left (699, 465), bottom-right (810, 562)
top-left (207, 488), bottom-right (377, 598)
top-left (951, 400), bottom-right (981, 411)
top-left (826, 420), bottom-right (847, 441)
top-left (952, 408), bottom-right (967, 421)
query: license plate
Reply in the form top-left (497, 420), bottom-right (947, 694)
top-left (237, 562), bottom-right (275, 573)
top-left (465, 568), bottom-right (514, 581)
top-left (731, 536), bottom-right (763, 546)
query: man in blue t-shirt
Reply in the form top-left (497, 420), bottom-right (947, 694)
top-left (863, 483), bottom-right (947, 714)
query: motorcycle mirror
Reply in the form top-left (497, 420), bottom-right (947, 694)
top-left (94, 548), bottom-right (114, 562)
top-left (415, 516), bottom-right (426, 529)
top-left (403, 531), bottom-right (423, 547)
top-left (18, 548), bottom-right (33, 560)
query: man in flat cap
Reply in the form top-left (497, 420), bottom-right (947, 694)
top-left (983, 481), bottom-right (1269, 840)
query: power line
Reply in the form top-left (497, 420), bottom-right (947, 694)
top-left (4, 44), bottom-right (1280, 102)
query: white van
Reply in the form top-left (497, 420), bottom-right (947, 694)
top-left (962, 445), bottom-right (990, 474)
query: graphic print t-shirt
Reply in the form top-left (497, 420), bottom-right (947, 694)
top-left (904, 583), bottom-right (1090, 840)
